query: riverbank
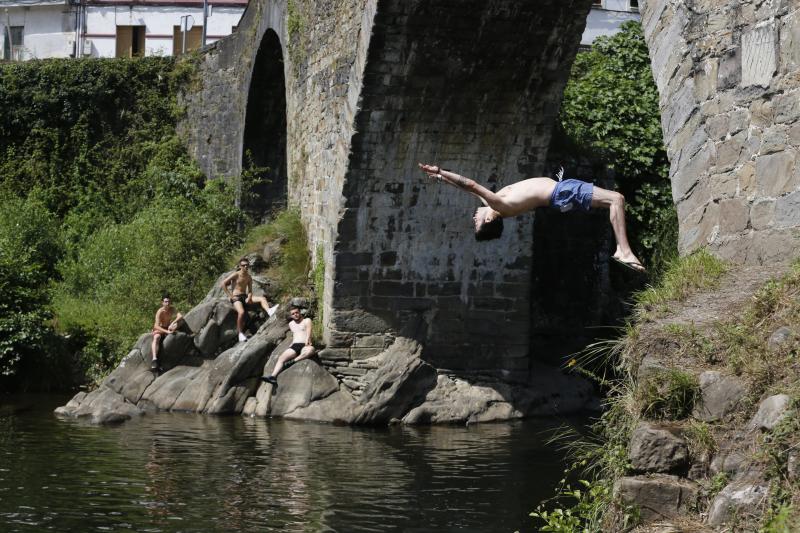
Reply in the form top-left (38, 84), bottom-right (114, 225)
top-left (538, 252), bottom-right (800, 531)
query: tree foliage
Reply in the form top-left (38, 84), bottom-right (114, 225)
top-left (0, 57), bottom-right (249, 388)
top-left (560, 21), bottom-right (676, 269)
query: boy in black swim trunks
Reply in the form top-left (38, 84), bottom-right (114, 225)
top-left (418, 163), bottom-right (645, 272)
top-left (260, 306), bottom-right (315, 386)
top-left (221, 258), bottom-right (279, 342)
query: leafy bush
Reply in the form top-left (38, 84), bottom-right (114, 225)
top-left (560, 21), bottom-right (675, 270)
top-left (0, 196), bottom-right (69, 389)
top-left (54, 179), bottom-right (244, 378)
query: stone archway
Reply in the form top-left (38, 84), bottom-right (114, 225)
top-left (242, 28), bottom-right (288, 218)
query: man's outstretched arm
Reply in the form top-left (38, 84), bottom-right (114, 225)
top-left (418, 163), bottom-right (509, 212)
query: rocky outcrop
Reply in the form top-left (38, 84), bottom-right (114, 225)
top-left (57, 294), bottom-right (596, 426)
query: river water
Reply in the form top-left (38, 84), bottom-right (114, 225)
top-left (0, 394), bottom-right (582, 532)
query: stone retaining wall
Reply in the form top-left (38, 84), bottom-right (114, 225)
top-left (641, 0), bottom-right (800, 264)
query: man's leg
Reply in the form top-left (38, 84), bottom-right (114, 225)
top-left (151, 333), bottom-right (162, 371)
top-left (233, 300), bottom-right (247, 341)
top-left (251, 295), bottom-right (278, 317)
top-left (261, 348), bottom-right (299, 384)
top-left (590, 187), bottom-right (645, 271)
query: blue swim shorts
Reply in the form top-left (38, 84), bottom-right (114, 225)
top-left (549, 179), bottom-right (594, 212)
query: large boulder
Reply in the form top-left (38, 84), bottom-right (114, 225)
top-left (402, 362), bottom-right (594, 424)
top-left (56, 300), bottom-right (286, 423)
top-left (353, 338), bottom-right (438, 424)
top-left (693, 371), bottom-right (746, 422)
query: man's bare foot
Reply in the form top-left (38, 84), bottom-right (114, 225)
top-left (612, 253), bottom-right (646, 273)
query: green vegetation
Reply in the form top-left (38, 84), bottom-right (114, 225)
top-left (636, 368), bottom-right (699, 420)
top-left (0, 57), bottom-right (318, 391)
top-left (560, 21), bottom-right (675, 272)
top-left (233, 209), bottom-right (312, 299)
top-left (635, 248), bottom-right (728, 317)
top-left (535, 255), bottom-right (800, 531)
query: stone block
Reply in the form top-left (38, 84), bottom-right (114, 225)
top-left (717, 47), bottom-right (741, 90)
top-left (756, 150), bottom-right (796, 196)
top-left (353, 334), bottom-right (387, 348)
top-left (614, 475), bottom-right (698, 523)
top-left (761, 125), bottom-right (789, 155)
top-left (719, 198), bottom-right (749, 233)
top-left (629, 423), bottom-right (689, 473)
top-left (693, 371), bottom-right (746, 422)
top-left (780, 10), bottom-right (800, 73)
top-left (704, 114), bottom-right (729, 141)
top-left (693, 58), bottom-right (718, 102)
top-left (317, 348), bottom-right (351, 362)
top-left (775, 190), bottom-right (800, 229)
top-left (741, 23), bottom-right (776, 87)
top-left (715, 132), bottom-right (745, 173)
top-left (750, 199), bottom-right (775, 230)
top-left (775, 90), bottom-right (800, 123)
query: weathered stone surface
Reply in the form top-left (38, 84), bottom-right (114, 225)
top-left (55, 386), bottom-right (143, 425)
top-left (693, 371), bottom-right (746, 422)
top-left (614, 475), bottom-right (698, 523)
top-left (628, 423), bottom-right (689, 473)
top-left (747, 394), bottom-right (792, 431)
top-left (707, 481), bottom-right (769, 526)
top-left (640, 0), bottom-right (800, 264)
top-left (402, 362), bottom-right (594, 424)
top-left (353, 338), bottom-right (437, 424)
top-left (710, 447), bottom-right (748, 477)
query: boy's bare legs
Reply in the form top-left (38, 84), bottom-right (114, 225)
top-left (250, 295), bottom-right (278, 317)
top-left (233, 300), bottom-right (247, 341)
top-left (591, 187), bottom-right (645, 271)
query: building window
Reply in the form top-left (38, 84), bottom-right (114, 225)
top-left (630, 0), bottom-right (639, 11)
top-left (3, 26), bottom-right (24, 61)
top-left (173, 25), bottom-right (203, 55)
top-left (116, 25), bottom-right (146, 58)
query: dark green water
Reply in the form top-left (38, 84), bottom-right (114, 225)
top-left (0, 394), bottom-right (581, 532)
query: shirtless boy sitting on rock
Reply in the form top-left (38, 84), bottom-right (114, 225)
top-left (151, 293), bottom-right (183, 373)
top-left (418, 163), bottom-right (645, 272)
top-left (221, 258), bottom-right (279, 343)
top-left (260, 306), bottom-right (315, 387)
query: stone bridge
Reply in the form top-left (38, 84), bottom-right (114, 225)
top-left (179, 0), bottom-right (800, 381)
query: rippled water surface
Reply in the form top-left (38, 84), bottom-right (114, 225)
top-left (0, 394), bottom-right (582, 532)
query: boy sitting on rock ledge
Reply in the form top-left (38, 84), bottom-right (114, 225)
top-left (260, 306), bottom-right (315, 387)
top-left (150, 294), bottom-right (182, 373)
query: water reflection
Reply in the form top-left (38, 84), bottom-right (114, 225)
top-left (0, 394), bottom-right (584, 532)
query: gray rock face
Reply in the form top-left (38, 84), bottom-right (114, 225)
top-left (707, 481), bottom-right (769, 526)
top-left (747, 394), bottom-right (792, 431)
top-left (614, 475), bottom-right (698, 522)
top-left (629, 423), bottom-right (689, 473)
top-left (56, 300), bottom-right (284, 423)
top-left (693, 371), bottom-right (746, 422)
top-left (59, 296), bottom-right (596, 426)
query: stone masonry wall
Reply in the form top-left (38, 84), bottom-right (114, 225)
top-left (325, 0), bottom-right (593, 380)
top-left (178, 0), bottom-right (376, 288)
top-left (641, 0), bottom-right (800, 264)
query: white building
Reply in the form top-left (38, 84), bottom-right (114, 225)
top-left (0, 0), bottom-right (247, 60)
top-left (581, 0), bottom-right (641, 46)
